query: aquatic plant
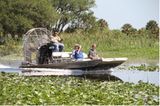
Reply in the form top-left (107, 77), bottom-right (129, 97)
top-left (0, 72), bottom-right (159, 105)
top-left (129, 64), bottom-right (159, 71)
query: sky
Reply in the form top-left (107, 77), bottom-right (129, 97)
top-left (91, 0), bottom-right (159, 29)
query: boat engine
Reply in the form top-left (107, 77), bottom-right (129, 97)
top-left (38, 43), bottom-right (51, 64)
top-left (37, 43), bottom-right (71, 64)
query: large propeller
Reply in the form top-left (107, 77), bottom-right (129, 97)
top-left (23, 28), bottom-right (51, 63)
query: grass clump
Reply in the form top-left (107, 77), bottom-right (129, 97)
top-left (0, 72), bottom-right (159, 105)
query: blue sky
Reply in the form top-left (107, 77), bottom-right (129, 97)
top-left (91, 0), bottom-right (159, 29)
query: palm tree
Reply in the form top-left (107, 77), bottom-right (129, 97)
top-left (146, 20), bottom-right (159, 36)
top-left (121, 24), bottom-right (136, 35)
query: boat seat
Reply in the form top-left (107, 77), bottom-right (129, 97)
top-left (102, 57), bottom-right (128, 62)
top-left (52, 52), bottom-right (71, 58)
top-left (52, 52), bottom-right (88, 58)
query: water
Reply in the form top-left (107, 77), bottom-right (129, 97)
top-left (111, 69), bottom-right (159, 86)
top-left (0, 61), bottom-right (21, 72)
top-left (0, 60), bottom-right (159, 86)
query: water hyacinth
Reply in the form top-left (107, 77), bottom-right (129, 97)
top-left (129, 64), bottom-right (159, 71)
top-left (0, 72), bottom-right (159, 105)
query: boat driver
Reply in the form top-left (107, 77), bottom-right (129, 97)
top-left (50, 31), bottom-right (64, 52)
top-left (88, 44), bottom-right (99, 59)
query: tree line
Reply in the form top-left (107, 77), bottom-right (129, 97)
top-left (121, 20), bottom-right (159, 38)
top-left (0, 0), bottom-right (97, 36)
top-left (0, 0), bottom-right (159, 38)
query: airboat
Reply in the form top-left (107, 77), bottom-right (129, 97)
top-left (20, 28), bottom-right (127, 76)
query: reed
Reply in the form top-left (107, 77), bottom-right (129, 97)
top-left (0, 29), bottom-right (158, 60)
top-left (61, 30), bottom-right (158, 59)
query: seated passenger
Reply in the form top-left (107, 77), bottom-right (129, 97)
top-left (88, 44), bottom-right (99, 59)
top-left (72, 44), bottom-right (83, 60)
top-left (50, 31), bottom-right (64, 52)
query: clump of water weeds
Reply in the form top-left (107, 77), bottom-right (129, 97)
top-left (129, 64), bottom-right (159, 71)
top-left (0, 72), bottom-right (159, 105)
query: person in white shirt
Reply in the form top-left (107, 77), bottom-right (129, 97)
top-left (50, 31), bottom-right (64, 52)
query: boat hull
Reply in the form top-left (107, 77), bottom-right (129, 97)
top-left (20, 58), bottom-right (127, 70)
top-left (91, 58), bottom-right (127, 70)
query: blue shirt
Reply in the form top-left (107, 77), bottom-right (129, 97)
top-left (73, 50), bottom-right (83, 59)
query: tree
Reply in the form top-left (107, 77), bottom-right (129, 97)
top-left (146, 20), bottom-right (159, 38)
top-left (121, 23), bottom-right (136, 35)
top-left (79, 11), bottom-right (97, 30)
top-left (49, 0), bottom-right (96, 32)
top-left (65, 11), bottom-right (97, 33)
top-left (97, 19), bottom-right (109, 30)
top-left (0, 0), bottom-right (59, 36)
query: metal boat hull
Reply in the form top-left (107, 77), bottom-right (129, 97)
top-left (20, 58), bottom-right (127, 70)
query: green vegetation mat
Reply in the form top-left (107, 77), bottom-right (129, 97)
top-left (0, 73), bottom-right (159, 105)
top-left (129, 64), bottom-right (159, 71)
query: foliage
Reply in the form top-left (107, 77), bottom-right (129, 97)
top-left (0, 0), bottom-right (97, 34)
top-left (129, 64), bottom-right (159, 71)
top-left (0, 73), bottom-right (159, 105)
top-left (145, 20), bottom-right (159, 38)
top-left (61, 29), bottom-right (159, 59)
top-left (49, 0), bottom-right (96, 32)
top-left (0, 37), bottom-right (22, 56)
top-left (97, 19), bottom-right (109, 30)
top-left (0, 0), bottom-right (59, 36)
top-left (121, 24), bottom-right (137, 35)
top-left (0, 28), bottom-right (159, 60)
